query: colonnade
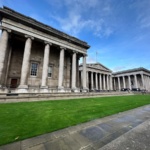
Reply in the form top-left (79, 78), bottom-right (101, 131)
top-left (0, 29), bottom-right (88, 92)
top-left (85, 72), bottom-right (112, 91)
top-left (113, 73), bottom-right (150, 90)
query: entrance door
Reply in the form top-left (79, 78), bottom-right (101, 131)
top-left (10, 79), bottom-right (18, 88)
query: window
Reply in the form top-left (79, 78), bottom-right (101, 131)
top-left (48, 66), bottom-right (52, 77)
top-left (30, 63), bottom-right (38, 76)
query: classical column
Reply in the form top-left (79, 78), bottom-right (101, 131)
top-left (148, 76), bottom-right (150, 90)
top-left (134, 74), bottom-right (138, 88)
top-left (5, 46), bottom-right (12, 85)
top-left (113, 77), bottom-right (116, 90)
top-left (118, 77), bottom-right (121, 90)
top-left (71, 51), bottom-right (77, 91)
top-left (18, 35), bottom-right (34, 91)
top-left (80, 71), bottom-right (83, 88)
top-left (82, 54), bottom-right (88, 92)
top-left (91, 72), bottom-right (94, 90)
top-left (110, 75), bottom-right (112, 90)
top-left (58, 47), bottom-right (65, 90)
top-left (41, 42), bottom-right (52, 90)
top-left (86, 71), bottom-right (89, 88)
top-left (99, 74), bottom-right (102, 90)
top-left (141, 74), bottom-right (145, 89)
top-left (103, 74), bottom-right (106, 90)
top-left (76, 56), bottom-right (80, 88)
top-left (128, 75), bottom-right (131, 89)
top-left (123, 76), bottom-right (126, 88)
top-left (0, 29), bottom-right (10, 87)
top-left (106, 74), bottom-right (109, 90)
top-left (145, 75), bottom-right (148, 90)
top-left (95, 73), bottom-right (98, 90)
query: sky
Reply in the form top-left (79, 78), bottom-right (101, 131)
top-left (0, 0), bottom-right (150, 72)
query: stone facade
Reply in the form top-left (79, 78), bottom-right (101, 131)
top-left (0, 6), bottom-right (90, 93)
top-left (79, 63), bottom-right (113, 91)
top-left (0, 7), bottom-right (150, 94)
top-left (79, 64), bottom-right (150, 92)
top-left (113, 68), bottom-right (150, 91)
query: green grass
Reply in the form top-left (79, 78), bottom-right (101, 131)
top-left (0, 95), bottom-right (150, 145)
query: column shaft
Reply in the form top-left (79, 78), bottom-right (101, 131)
top-left (86, 71), bottom-right (89, 88)
top-left (110, 75), bottom-right (112, 90)
top-left (91, 72), bottom-right (93, 90)
top-left (113, 78), bottom-right (116, 90)
top-left (123, 76), bottom-right (126, 88)
top-left (41, 43), bottom-right (51, 87)
top-left (128, 75), bottom-right (131, 89)
top-left (118, 77), bottom-right (121, 90)
top-left (76, 57), bottom-right (79, 88)
top-left (58, 48), bottom-right (65, 89)
top-left (103, 74), bottom-right (106, 90)
top-left (95, 73), bottom-right (98, 90)
top-left (0, 30), bottom-right (9, 86)
top-left (141, 74), bottom-right (145, 89)
top-left (134, 74), bottom-right (138, 88)
top-left (71, 52), bottom-right (77, 89)
top-left (19, 37), bottom-right (33, 88)
top-left (99, 74), bottom-right (102, 90)
top-left (82, 55), bottom-right (87, 90)
top-left (106, 75), bottom-right (109, 90)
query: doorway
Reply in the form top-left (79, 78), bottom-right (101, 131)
top-left (10, 79), bottom-right (18, 88)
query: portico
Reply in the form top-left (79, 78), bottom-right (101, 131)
top-left (79, 63), bottom-right (113, 91)
top-left (0, 6), bottom-right (90, 93)
top-left (113, 68), bottom-right (150, 91)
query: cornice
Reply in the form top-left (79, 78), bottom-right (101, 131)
top-left (0, 6), bottom-right (90, 49)
top-left (113, 67), bottom-right (150, 75)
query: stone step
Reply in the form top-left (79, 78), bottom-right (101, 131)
top-left (0, 92), bottom-right (133, 103)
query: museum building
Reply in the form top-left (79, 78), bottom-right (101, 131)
top-left (112, 68), bottom-right (150, 91)
top-left (0, 7), bottom-right (150, 94)
top-left (79, 63), bottom-right (113, 91)
top-left (0, 6), bottom-right (90, 93)
top-left (79, 64), bottom-right (150, 92)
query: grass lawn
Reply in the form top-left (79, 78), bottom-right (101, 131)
top-left (0, 95), bottom-right (150, 145)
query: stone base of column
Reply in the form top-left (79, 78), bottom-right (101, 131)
top-left (71, 87), bottom-right (80, 93)
top-left (17, 88), bottom-right (28, 93)
top-left (58, 87), bottom-right (65, 93)
top-left (0, 87), bottom-right (8, 93)
top-left (17, 85), bottom-right (28, 93)
top-left (40, 86), bottom-right (49, 93)
top-left (81, 87), bottom-right (89, 92)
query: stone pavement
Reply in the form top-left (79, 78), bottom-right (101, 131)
top-left (0, 105), bottom-right (150, 150)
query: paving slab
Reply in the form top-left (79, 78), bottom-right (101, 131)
top-left (98, 119), bottom-right (150, 150)
top-left (0, 105), bottom-right (150, 150)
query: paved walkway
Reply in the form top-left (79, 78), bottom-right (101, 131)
top-left (0, 105), bottom-right (150, 150)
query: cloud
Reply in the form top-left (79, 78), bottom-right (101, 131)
top-left (130, 0), bottom-right (150, 29)
top-left (46, 0), bottom-right (115, 37)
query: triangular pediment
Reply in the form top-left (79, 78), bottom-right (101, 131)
top-left (87, 63), bottom-right (111, 72)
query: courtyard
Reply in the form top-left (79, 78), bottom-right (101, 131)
top-left (0, 95), bottom-right (150, 146)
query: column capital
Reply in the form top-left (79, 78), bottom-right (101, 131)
top-left (140, 73), bottom-right (144, 76)
top-left (25, 35), bottom-right (34, 40)
top-left (82, 53), bottom-right (87, 57)
top-left (0, 26), bottom-right (11, 33)
top-left (72, 50), bottom-right (78, 54)
top-left (60, 46), bottom-right (66, 50)
top-left (44, 41), bottom-right (52, 46)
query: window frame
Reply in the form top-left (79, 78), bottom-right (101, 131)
top-left (30, 62), bottom-right (39, 77)
top-left (48, 65), bottom-right (53, 78)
